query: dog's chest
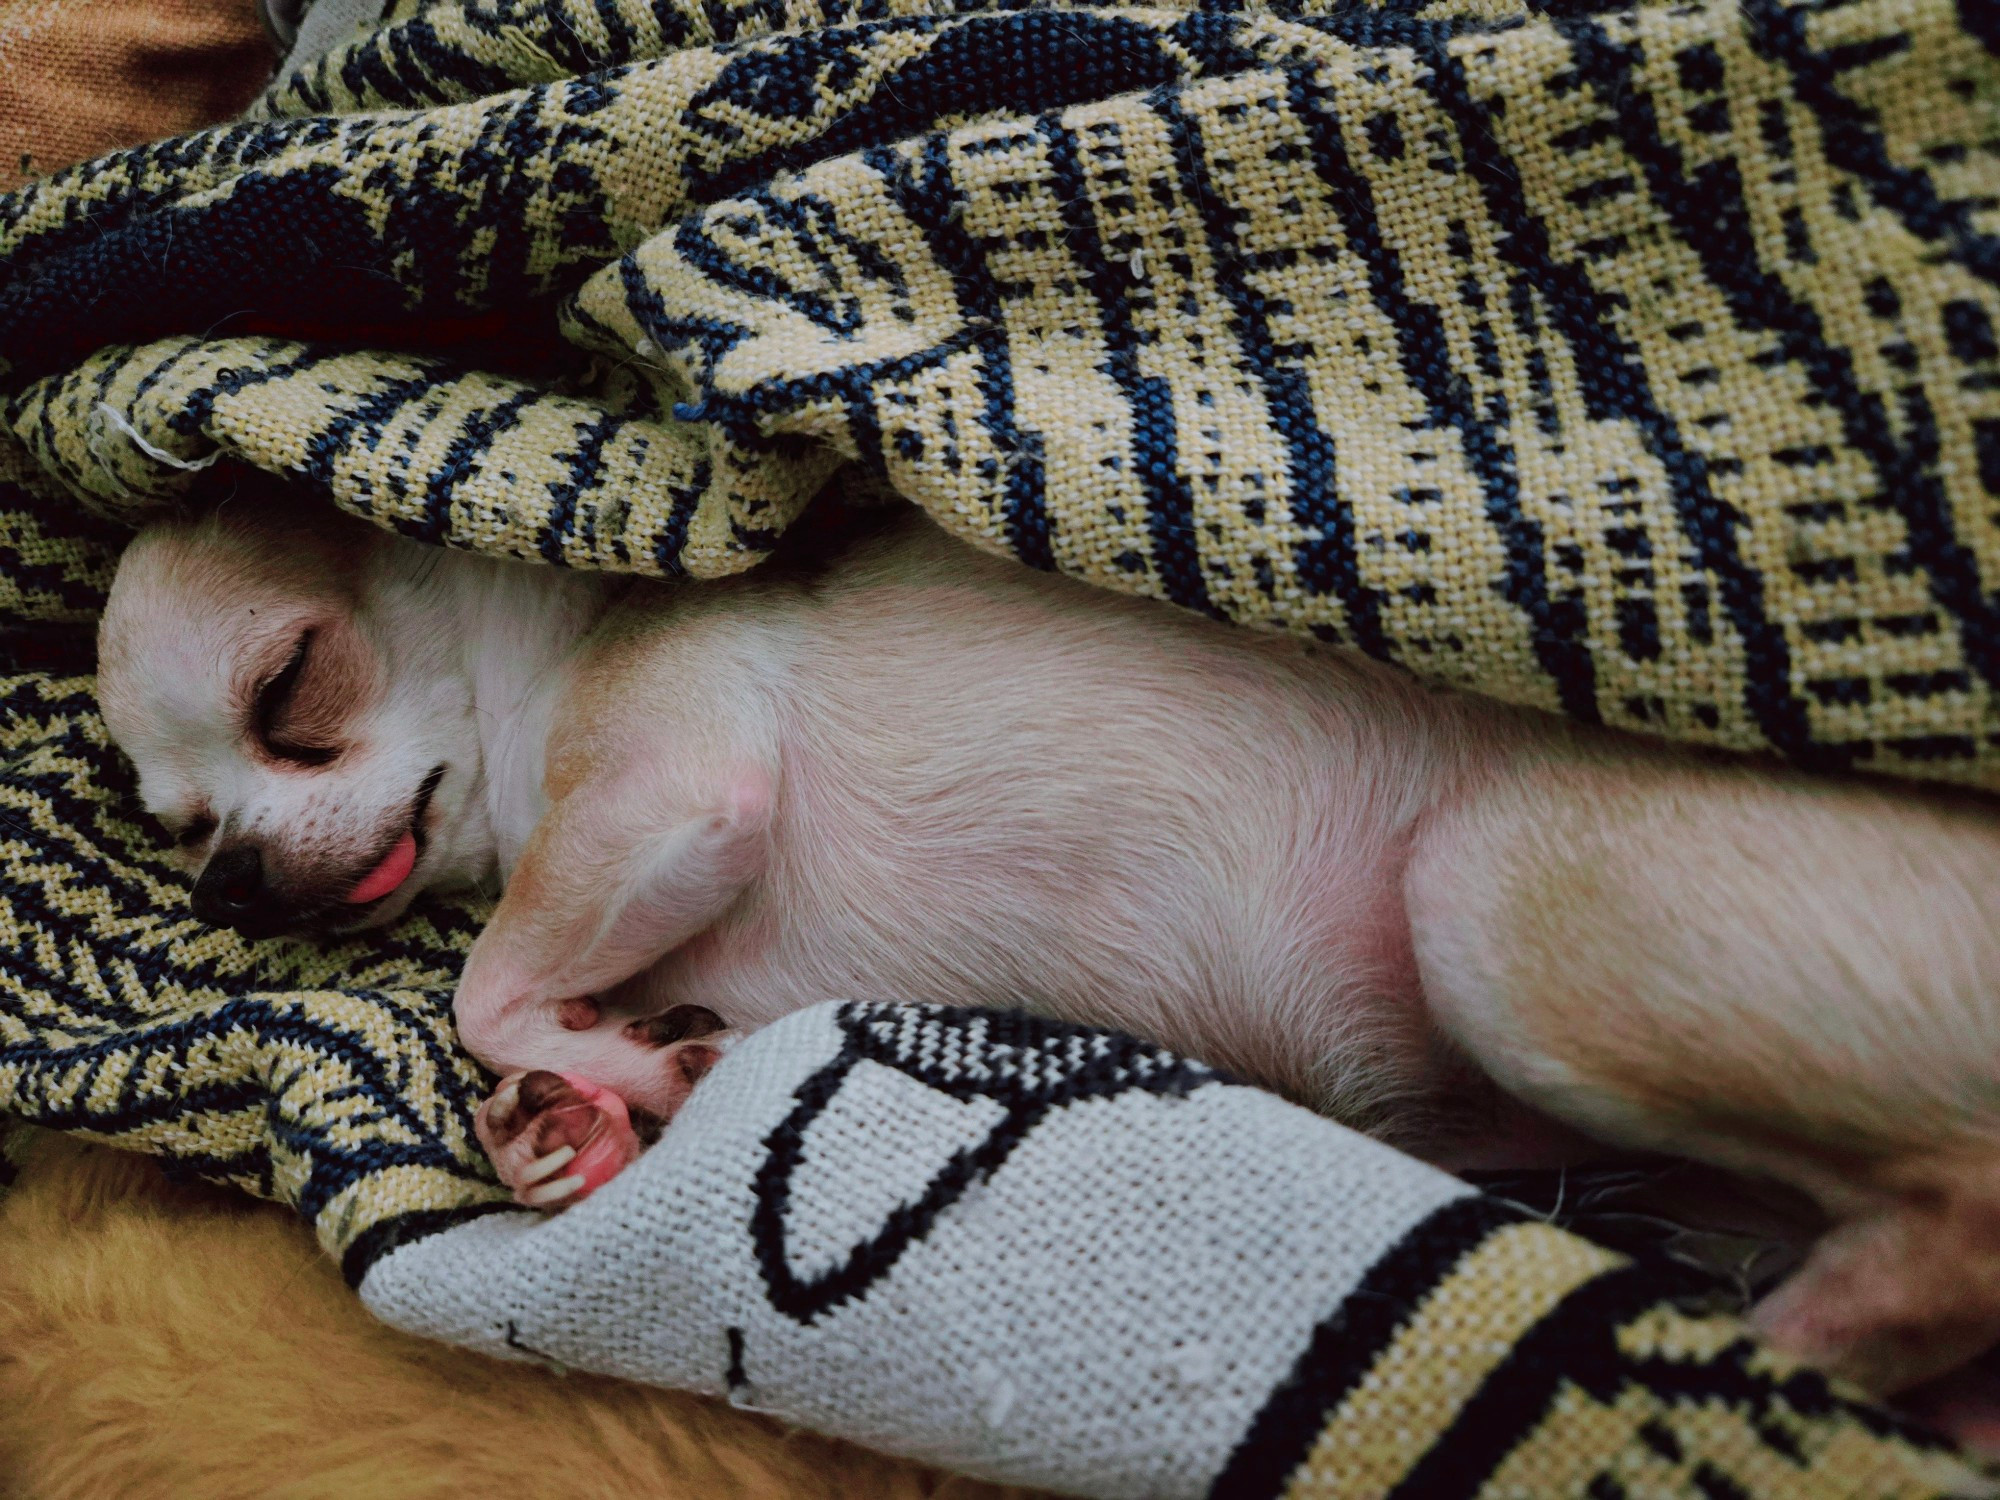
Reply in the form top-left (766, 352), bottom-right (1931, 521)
top-left (459, 563), bottom-right (614, 877)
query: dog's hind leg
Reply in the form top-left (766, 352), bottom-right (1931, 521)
top-left (1405, 729), bottom-right (2000, 1399)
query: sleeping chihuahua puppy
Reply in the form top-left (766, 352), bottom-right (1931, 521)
top-left (96, 496), bottom-right (2000, 1405)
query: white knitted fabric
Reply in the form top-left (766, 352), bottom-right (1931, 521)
top-left (359, 1001), bottom-right (1473, 1500)
top-left (267, 0), bottom-right (387, 87)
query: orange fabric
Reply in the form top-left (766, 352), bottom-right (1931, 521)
top-left (0, 0), bottom-right (272, 189)
top-left (0, 1130), bottom-right (1036, 1499)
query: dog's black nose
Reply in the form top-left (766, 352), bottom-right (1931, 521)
top-left (191, 844), bottom-right (291, 935)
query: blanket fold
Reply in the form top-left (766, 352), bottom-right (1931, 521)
top-left (5, 0), bottom-right (2000, 1488)
top-left (10, 0), bottom-right (2000, 780)
top-left (362, 1001), bottom-right (1991, 1500)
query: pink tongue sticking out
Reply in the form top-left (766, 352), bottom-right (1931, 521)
top-left (345, 830), bottom-right (417, 905)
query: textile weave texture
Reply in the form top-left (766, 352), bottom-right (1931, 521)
top-left (359, 1000), bottom-right (1995, 1499)
top-left (12, 0), bottom-right (2000, 782)
top-left (0, 0), bottom-right (271, 189)
top-left (2, 0), bottom-right (2000, 1489)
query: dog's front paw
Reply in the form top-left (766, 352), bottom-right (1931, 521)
top-left (475, 1070), bottom-right (642, 1210)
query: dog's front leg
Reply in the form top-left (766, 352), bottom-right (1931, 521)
top-left (455, 761), bottom-right (773, 1207)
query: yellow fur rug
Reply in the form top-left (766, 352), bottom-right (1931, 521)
top-left (0, 1129), bottom-right (1034, 1500)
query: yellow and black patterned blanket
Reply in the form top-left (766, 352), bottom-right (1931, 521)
top-left (3, 0), bottom-right (2000, 1488)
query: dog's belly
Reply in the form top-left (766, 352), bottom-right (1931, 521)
top-left (577, 527), bottom-right (1610, 1156)
top-left (631, 851), bottom-right (1422, 1102)
top-left (606, 690), bottom-right (1553, 1154)
top-left (617, 871), bottom-right (1600, 1169)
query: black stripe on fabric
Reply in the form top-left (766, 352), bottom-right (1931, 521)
top-left (592, 0), bottom-right (645, 64)
top-left (1560, 12), bottom-right (2000, 704)
top-left (0, 724), bottom-right (480, 1061)
top-left (0, 166), bottom-right (392, 391)
top-left (297, 370), bottom-right (453, 511)
top-left (1960, 0), bottom-right (2000, 56)
top-left (1036, 115), bottom-right (1214, 615)
top-left (128, 334), bottom-right (219, 413)
top-left (843, 385), bottom-right (888, 481)
top-left (0, 999), bottom-right (475, 1150)
top-left (684, 13), bottom-right (1220, 206)
top-left (0, 810), bottom-right (476, 1100)
top-left (700, 0), bottom-right (791, 47)
top-left (540, 409), bottom-right (629, 564)
top-left (1209, 1194), bottom-right (1526, 1498)
top-left (1288, 66), bottom-right (1596, 715)
top-left (413, 385), bottom-right (544, 545)
top-left (871, 135), bottom-right (1057, 570)
top-left (1156, 77), bottom-right (1387, 654)
top-left (644, 142), bottom-right (1002, 518)
top-left (340, 17), bottom-right (527, 112)
top-left (668, 192), bottom-right (877, 340)
top-left (444, 87), bottom-right (613, 301)
top-left (751, 1004), bottom-right (1216, 1325)
top-left (1413, 37), bottom-right (1822, 762)
top-left (1381, 1262), bottom-right (1958, 1500)
top-left (1382, 1262), bottom-right (1706, 1500)
top-left (651, 456), bottom-right (712, 577)
top-left (0, 117), bottom-right (320, 270)
top-left (1616, 1346), bottom-right (1955, 1452)
top-left (1746, 0), bottom-right (2000, 289)
top-left (0, 955), bottom-right (497, 1229)
top-left (0, 502), bottom-right (118, 620)
top-left (451, 0), bottom-right (635, 80)
top-left (341, 1201), bottom-right (518, 1288)
top-left (617, 246), bottom-right (760, 402)
top-left (174, 346), bottom-right (355, 441)
top-left (0, 865), bottom-right (472, 1025)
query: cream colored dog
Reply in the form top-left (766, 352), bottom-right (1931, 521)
top-left (96, 496), bottom-right (2000, 1409)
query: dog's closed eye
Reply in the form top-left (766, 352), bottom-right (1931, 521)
top-left (174, 814), bottom-right (216, 849)
top-left (253, 632), bottom-right (340, 767)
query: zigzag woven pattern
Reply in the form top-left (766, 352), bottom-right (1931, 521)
top-left (0, 449), bottom-right (507, 1272)
top-left (2, 0), bottom-right (1999, 1488)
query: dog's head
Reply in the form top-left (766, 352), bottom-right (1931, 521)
top-left (97, 501), bottom-right (495, 937)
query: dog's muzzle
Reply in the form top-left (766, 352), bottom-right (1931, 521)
top-left (191, 843), bottom-right (304, 938)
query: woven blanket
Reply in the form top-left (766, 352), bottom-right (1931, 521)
top-left (3, 0), bottom-right (2000, 1489)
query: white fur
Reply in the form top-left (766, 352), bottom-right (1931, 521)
top-left (97, 508), bottom-right (612, 929)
